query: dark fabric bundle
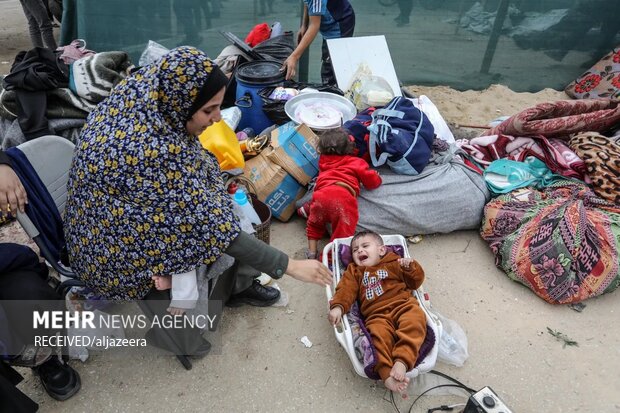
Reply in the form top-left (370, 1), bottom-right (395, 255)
top-left (3, 47), bottom-right (70, 139)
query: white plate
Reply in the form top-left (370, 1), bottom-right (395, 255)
top-left (284, 92), bottom-right (357, 130)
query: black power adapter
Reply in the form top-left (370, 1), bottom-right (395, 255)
top-left (462, 386), bottom-right (514, 413)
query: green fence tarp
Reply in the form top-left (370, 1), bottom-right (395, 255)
top-left (61, 0), bottom-right (620, 92)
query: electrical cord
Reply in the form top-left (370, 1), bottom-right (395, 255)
top-left (407, 370), bottom-right (476, 413)
top-left (408, 384), bottom-right (470, 412)
top-left (428, 370), bottom-right (476, 393)
top-left (389, 390), bottom-right (401, 413)
top-left (387, 371), bottom-right (476, 413)
top-left (427, 403), bottom-right (466, 412)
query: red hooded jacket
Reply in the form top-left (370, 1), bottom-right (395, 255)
top-left (314, 154), bottom-right (382, 196)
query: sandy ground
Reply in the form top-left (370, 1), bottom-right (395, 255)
top-left (1, 2), bottom-right (618, 412)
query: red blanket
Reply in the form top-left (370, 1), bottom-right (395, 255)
top-left (488, 99), bottom-right (620, 138)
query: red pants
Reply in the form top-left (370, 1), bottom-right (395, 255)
top-left (306, 186), bottom-right (358, 241)
top-left (366, 298), bottom-right (427, 381)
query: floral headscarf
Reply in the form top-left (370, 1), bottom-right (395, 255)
top-left (64, 46), bottom-right (240, 300)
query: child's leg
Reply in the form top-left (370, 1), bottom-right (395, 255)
top-left (366, 316), bottom-right (410, 397)
top-left (392, 300), bottom-right (427, 376)
top-left (320, 39), bottom-right (337, 86)
top-left (306, 239), bottom-right (319, 259)
top-left (365, 315), bottom-right (397, 382)
top-left (305, 192), bottom-right (328, 256)
top-left (329, 191), bottom-right (358, 241)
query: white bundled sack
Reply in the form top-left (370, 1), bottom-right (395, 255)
top-left (345, 63), bottom-right (394, 111)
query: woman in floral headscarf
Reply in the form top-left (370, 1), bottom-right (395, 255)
top-left (64, 47), bottom-right (331, 353)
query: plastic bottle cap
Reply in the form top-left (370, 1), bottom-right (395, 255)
top-left (233, 188), bottom-right (249, 205)
top-left (227, 183), bottom-right (238, 194)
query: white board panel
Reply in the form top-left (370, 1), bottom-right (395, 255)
top-left (326, 35), bottom-right (402, 97)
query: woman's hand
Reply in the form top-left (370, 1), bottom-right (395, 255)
top-left (286, 258), bottom-right (333, 286)
top-left (0, 164), bottom-right (27, 216)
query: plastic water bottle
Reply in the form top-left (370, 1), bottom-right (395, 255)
top-left (233, 188), bottom-right (261, 225)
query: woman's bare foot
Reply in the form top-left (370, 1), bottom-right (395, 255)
top-left (152, 275), bottom-right (172, 290)
top-left (390, 360), bottom-right (408, 382)
top-left (384, 377), bottom-right (409, 398)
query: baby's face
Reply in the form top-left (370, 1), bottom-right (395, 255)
top-left (351, 236), bottom-right (386, 266)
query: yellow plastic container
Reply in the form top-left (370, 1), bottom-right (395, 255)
top-left (199, 120), bottom-right (245, 170)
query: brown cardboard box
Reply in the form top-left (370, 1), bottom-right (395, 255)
top-left (265, 122), bottom-right (320, 186)
top-left (243, 151), bottom-right (306, 222)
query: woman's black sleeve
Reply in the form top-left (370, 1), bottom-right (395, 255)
top-left (225, 231), bottom-right (289, 279)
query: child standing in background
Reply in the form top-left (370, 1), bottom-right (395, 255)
top-left (304, 128), bottom-right (381, 259)
top-left (18, 0), bottom-right (57, 50)
top-left (328, 231), bottom-right (427, 396)
top-left (281, 0), bottom-right (355, 85)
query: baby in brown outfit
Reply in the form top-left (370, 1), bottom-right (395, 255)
top-left (328, 231), bottom-right (427, 396)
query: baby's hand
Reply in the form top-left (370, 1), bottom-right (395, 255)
top-left (328, 307), bottom-right (343, 326)
top-left (398, 258), bottom-right (412, 269)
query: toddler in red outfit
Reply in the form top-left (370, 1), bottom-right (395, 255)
top-left (305, 128), bottom-right (382, 259)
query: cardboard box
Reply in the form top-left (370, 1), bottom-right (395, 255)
top-left (243, 152), bottom-right (306, 222)
top-left (266, 122), bottom-right (320, 186)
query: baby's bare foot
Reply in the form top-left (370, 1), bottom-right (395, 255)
top-left (384, 377), bottom-right (409, 398)
top-left (390, 360), bottom-right (408, 382)
top-left (152, 275), bottom-right (172, 290)
top-left (167, 307), bottom-right (185, 316)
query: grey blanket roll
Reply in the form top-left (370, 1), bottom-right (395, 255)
top-left (357, 160), bottom-right (490, 236)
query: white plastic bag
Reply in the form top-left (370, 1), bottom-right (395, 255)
top-left (436, 311), bottom-right (469, 367)
top-left (221, 106), bottom-right (242, 130)
top-left (139, 40), bottom-right (170, 67)
top-left (409, 95), bottom-right (456, 144)
top-left (345, 63), bottom-right (394, 111)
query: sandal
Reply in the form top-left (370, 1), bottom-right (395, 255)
top-left (245, 134), bottom-right (270, 153)
top-left (9, 345), bottom-right (54, 368)
top-left (305, 250), bottom-right (318, 260)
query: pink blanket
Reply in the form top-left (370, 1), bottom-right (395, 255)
top-left (457, 134), bottom-right (588, 181)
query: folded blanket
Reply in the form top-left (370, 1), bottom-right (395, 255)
top-left (69, 51), bottom-right (132, 103)
top-left (487, 99), bottom-right (620, 138)
top-left (1, 83), bottom-right (94, 121)
top-left (0, 117), bottom-right (84, 150)
top-left (457, 133), bottom-right (588, 181)
top-left (569, 131), bottom-right (620, 205)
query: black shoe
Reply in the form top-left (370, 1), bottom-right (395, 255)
top-left (33, 356), bottom-right (81, 401)
top-left (188, 339), bottom-right (212, 359)
top-left (227, 280), bottom-right (280, 307)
